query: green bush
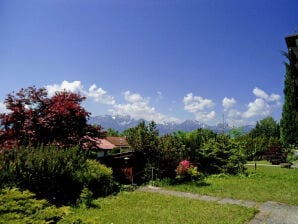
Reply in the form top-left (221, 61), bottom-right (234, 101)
top-left (0, 187), bottom-right (70, 224)
top-left (13, 145), bottom-right (84, 205)
top-left (0, 145), bottom-right (119, 205)
top-left (75, 159), bottom-right (119, 198)
top-left (199, 136), bottom-right (246, 175)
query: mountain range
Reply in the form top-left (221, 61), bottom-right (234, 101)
top-left (88, 115), bottom-right (254, 135)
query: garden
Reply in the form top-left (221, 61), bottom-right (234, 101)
top-left (0, 86), bottom-right (297, 223)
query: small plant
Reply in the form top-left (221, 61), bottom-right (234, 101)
top-left (77, 187), bottom-right (94, 209)
top-left (0, 187), bottom-right (70, 223)
top-left (175, 160), bottom-right (200, 182)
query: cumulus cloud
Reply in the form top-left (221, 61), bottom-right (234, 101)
top-left (45, 81), bottom-right (179, 123)
top-left (46, 80), bottom-right (83, 96)
top-left (123, 91), bottom-right (144, 103)
top-left (183, 93), bottom-right (216, 121)
top-left (221, 87), bottom-right (281, 125)
top-left (222, 97), bottom-right (236, 110)
top-left (45, 80), bottom-right (115, 105)
top-left (242, 88), bottom-right (281, 118)
top-left (88, 84), bottom-right (115, 105)
top-left (183, 93), bottom-right (214, 112)
top-left (253, 87), bottom-right (281, 102)
top-left (194, 111), bottom-right (216, 121)
top-left (242, 98), bottom-right (271, 118)
top-left (110, 90), bottom-right (180, 123)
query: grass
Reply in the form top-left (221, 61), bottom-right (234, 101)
top-left (62, 191), bottom-right (256, 224)
top-left (164, 166), bottom-right (298, 205)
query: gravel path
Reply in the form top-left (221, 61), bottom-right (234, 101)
top-left (138, 186), bottom-right (298, 224)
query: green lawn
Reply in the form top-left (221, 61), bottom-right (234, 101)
top-left (61, 191), bottom-right (256, 224)
top-left (164, 166), bottom-right (298, 205)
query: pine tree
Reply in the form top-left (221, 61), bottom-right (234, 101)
top-left (280, 62), bottom-right (298, 145)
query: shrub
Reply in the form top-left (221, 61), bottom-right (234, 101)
top-left (0, 145), bottom-right (118, 205)
top-left (175, 160), bottom-right (200, 182)
top-left (75, 159), bottom-right (119, 198)
top-left (0, 187), bottom-right (70, 223)
top-left (12, 145), bottom-right (84, 205)
top-left (199, 136), bottom-right (246, 175)
top-left (264, 145), bottom-right (287, 165)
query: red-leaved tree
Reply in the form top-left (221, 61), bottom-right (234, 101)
top-left (0, 86), bottom-right (105, 149)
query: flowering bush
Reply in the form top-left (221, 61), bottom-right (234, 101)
top-left (175, 160), bottom-right (200, 181)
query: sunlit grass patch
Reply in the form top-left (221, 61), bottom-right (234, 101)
top-left (165, 166), bottom-right (298, 205)
top-left (62, 191), bottom-right (256, 224)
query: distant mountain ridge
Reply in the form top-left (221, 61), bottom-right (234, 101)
top-left (88, 115), bottom-right (254, 135)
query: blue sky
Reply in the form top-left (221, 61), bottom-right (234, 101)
top-left (0, 0), bottom-right (297, 126)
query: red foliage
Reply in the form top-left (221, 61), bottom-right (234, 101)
top-left (264, 145), bottom-right (287, 165)
top-left (0, 86), bottom-right (104, 149)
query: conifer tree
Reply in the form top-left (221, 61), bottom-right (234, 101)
top-left (280, 62), bottom-right (298, 145)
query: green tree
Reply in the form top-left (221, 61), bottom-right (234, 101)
top-left (280, 62), bottom-right (298, 145)
top-left (199, 134), bottom-right (246, 174)
top-left (124, 120), bottom-right (159, 181)
top-left (158, 134), bottom-right (186, 178)
top-left (249, 116), bottom-right (280, 139)
top-left (173, 129), bottom-right (216, 163)
top-left (106, 128), bottom-right (120, 137)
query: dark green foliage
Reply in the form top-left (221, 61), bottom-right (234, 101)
top-left (157, 134), bottom-right (186, 178)
top-left (249, 116), bottom-right (280, 139)
top-left (106, 128), bottom-right (120, 137)
top-left (15, 146), bottom-right (83, 205)
top-left (280, 63), bottom-right (298, 146)
top-left (124, 120), bottom-right (159, 182)
top-left (0, 145), bottom-right (118, 205)
top-left (173, 129), bottom-right (216, 164)
top-left (243, 117), bottom-right (281, 161)
top-left (75, 159), bottom-right (118, 198)
top-left (199, 135), bottom-right (246, 175)
top-left (0, 187), bottom-right (70, 224)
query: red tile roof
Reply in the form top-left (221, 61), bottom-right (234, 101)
top-left (106, 137), bottom-right (130, 147)
top-left (97, 138), bottom-right (115, 150)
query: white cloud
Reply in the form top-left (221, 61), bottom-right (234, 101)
top-left (241, 88), bottom-right (281, 119)
top-left (253, 87), bottom-right (281, 102)
top-left (194, 111), bottom-right (216, 121)
top-left (88, 84), bottom-right (115, 105)
top-left (45, 81), bottom-right (179, 123)
top-left (183, 93), bottom-right (215, 121)
top-left (46, 80), bottom-right (83, 96)
top-left (110, 90), bottom-right (180, 123)
top-left (242, 98), bottom-right (270, 118)
top-left (123, 91), bottom-right (143, 103)
top-left (221, 87), bottom-right (282, 125)
top-left (222, 97), bottom-right (236, 110)
top-left (183, 93), bottom-right (214, 112)
top-left (268, 93), bottom-right (281, 102)
top-left (46, 80), bottom-right (115, 105)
